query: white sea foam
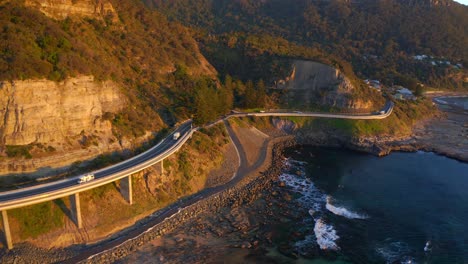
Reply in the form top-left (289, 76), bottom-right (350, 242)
top-left (280, 159), bottom-right (343, 252)
top-left (326, 196), bottom-right (369, 219)
top-left (279, 172), bottom-right (326, 212)
top-left (314, 218), bottom-right (340, 250)
top-left (289, 159), bottom-right (308, 165)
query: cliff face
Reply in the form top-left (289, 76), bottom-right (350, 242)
top-left (0, 76), bottom-right (132, 176)
top-left (0, 76), bottom-right (123, 147)
top-left (280, 60), bottom-right (374, 110)
top-left (24, 0), bottom-right (117, 20)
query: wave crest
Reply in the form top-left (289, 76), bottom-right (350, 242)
top-left (326, 196), bottom-right (368, 219)
top-left (314, 218), bottom-right (340, 250)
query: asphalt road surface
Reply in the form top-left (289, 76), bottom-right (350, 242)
top-left (0, 121), bottom-right (192, 209)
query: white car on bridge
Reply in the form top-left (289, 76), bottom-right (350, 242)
top-left (77, 173), bottom-right (95, 184)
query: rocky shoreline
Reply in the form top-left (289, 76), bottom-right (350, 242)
top-left (82, 139), bottom-right (297, 264)
top-left (297, 116), bottom-right (467, 163)
top-left (114, 111), bottom-right (467, 263)
top-left (92, 105), bottom-right (465, 263)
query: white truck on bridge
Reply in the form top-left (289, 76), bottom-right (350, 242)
top-left (77, 173), bottom-right (94, 184)
top-left (173, 132), bottom-right (181, 140)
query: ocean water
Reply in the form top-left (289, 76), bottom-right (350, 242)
top-left (281, 148), bottom-right (468, 264)
top-left (434, 96), bottom-right (468, 111)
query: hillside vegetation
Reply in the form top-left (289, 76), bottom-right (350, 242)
top-left (1, 0), bottom-right (464, 149)
top-left (147, 0), bottom-right (468, 90)
top-left (0, 0), bottom-right (229, 138)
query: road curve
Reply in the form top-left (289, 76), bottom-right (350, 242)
top-left (0, 121), bottom-right (193, 211)
top-left (63, 116), bottom-right (272, 263)
top-left (0, 101), bottom-right (394, 211)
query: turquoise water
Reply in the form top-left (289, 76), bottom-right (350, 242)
top-left (284, 148), bottom-right (468, 263)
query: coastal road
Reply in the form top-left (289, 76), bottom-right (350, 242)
top-left (0, 101), bottom-right (394, 211)
top-left (0, 101), bottom-right (394, 210)
top-left (63, 119), bottom-right (272, 263)
top-left (206, 101), bottom-right (394, 128)
top-left (63, 103), bottom-right (395, 262)
top-left (0, 121), bottom-right (193, 211)
top-left (0, 102), bottom-right (394, 256)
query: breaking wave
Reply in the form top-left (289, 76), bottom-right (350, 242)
top-left (314, 218), bottom-right (340, 250)
top-left (326, 196), bottom-right (369, 219)
top-left (278, 168), bottom-right (326, 213)
top-left (280, 159), bottom-right (342, 251)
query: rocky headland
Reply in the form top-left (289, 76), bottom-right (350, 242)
top-left (279, 60), bottom-right (379, 110)
top-left (290, 95), bottom-right (467, 162)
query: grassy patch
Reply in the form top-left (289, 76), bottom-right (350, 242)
top-left (88, 182), bottom-right (118, 199)
top-left (307, 118), bottom-right (355, 135)
top-left (242, 108), bottom-right (267, 113)
top-left (278, 116), bottom-right (310, 127)
top-left (304, 98), bottom-right (437, 137)
top-left (10, 200), bottom-right (64, 239)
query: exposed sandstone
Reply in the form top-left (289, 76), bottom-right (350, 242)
top-left (0, 76), bottom-right (122, 147)
top-left (279, 60), bottom-right (374, 110)
top-left (24, 0), bottom-right (117, 21)
top-left (0, 76), bottom-right (126, 176)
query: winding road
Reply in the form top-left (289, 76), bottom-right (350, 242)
top-left (0, 102), bottom-right (394, 210)
top-left (63, 118), bottom-right (271, 263)
top-left (0, 102), bottom-right (394, 257)
top-left (0, 121), bottom-right (193, 210)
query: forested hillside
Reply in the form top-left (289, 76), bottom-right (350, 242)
top-left (0, 0), bottom-right (232, 137)
top-left (146, 0), bottom-right (468, 90)
top-left (1, 0), bottom-right (466, 140)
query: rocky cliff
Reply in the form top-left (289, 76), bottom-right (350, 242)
top-left (0, 76), bottom-right (122, 147)
top-left (0, 0), bottom-right (222, 177)
top-left (24, 0), bottom-right (117, 20)
top-left (0, 76), bottom-right (130, 176)
top-left (280, 60), bottom-right (375, 110)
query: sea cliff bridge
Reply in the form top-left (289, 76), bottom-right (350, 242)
top-left (0, 102), bottom-right (393, 249)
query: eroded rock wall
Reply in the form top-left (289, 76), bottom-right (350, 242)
top-left (0, 76), bottom-right (132, 176)
top-left (24, 0), bottom-right (117, 20)
top-left (0, 76), bottom-right (123, 147)
top-left (281, 60), bottom-right (374, 110)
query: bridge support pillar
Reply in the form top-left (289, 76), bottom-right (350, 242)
top-left (69, 193), bottom-right (82, 229)
top-left (160, 159), bottom-right (164, 174)
top-left (1, 210), bottom-right (13, 250)
top-left (120, 175), bottom-right (133, 205)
